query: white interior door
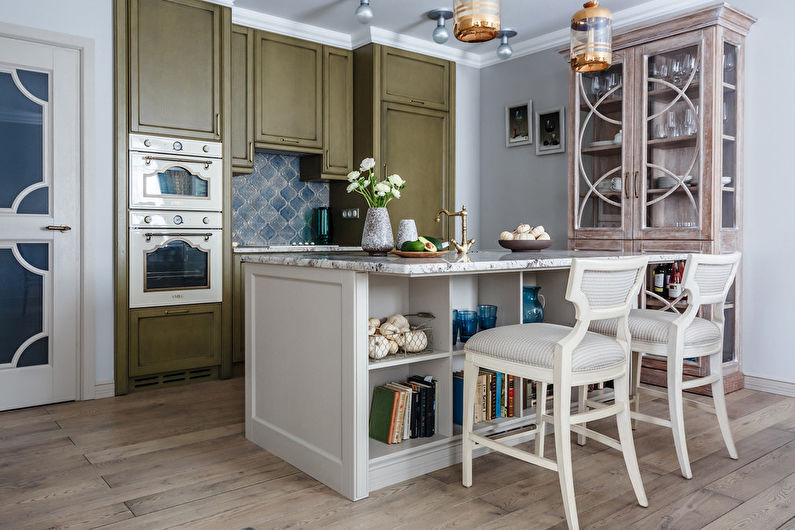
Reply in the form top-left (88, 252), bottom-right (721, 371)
top-left (0, 35), bottom-right (80, 411)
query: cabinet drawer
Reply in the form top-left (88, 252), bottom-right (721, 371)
top-left (129, 303), bottom-right (222, 376)
top-left (255, 32), bottom-right (322, 149)
top-left (381, 47), bottom-right (449, 110)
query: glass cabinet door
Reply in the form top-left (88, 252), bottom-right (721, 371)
top-left (721, 40), bottom-right (739, 229)
top-left (572, 51), bottom-right (631, 239)
top-left (635, 34), bottom-right (708, 239)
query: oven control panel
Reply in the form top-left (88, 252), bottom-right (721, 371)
top-left (130, 210), bottom-right (222, 229)
top-left (129, 133), bottom-right (222, 159)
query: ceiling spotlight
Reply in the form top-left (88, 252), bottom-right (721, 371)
top-left (496, 29), bottom-right (516, 60)
top-left (426, 9), bottom-right (454, 44)
top-left (355, 0), bottom-right (373, 24)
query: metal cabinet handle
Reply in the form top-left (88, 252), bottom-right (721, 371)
top-left (215, 113), bottom-right (221, 136)
top-left (143, 155), bottom-right (213, 169)
top-left (383, 163), bottom-right (388, 177)
top-left (45, 225), bottom-right (72, 232)
top-left (624, 171), bottom-right (630, 199)
top-left (634, 170), bottom-right (640, 198)
top-left (280, 138), bottom-right (300, 144)
top-left (144, 232), bottom-right (213, 242)
top-left (409, 99), bottom-right (425, 105)
top-left (164, 309), bottom-right (190, 315)
top-left (249, 141), bottom-right (254, 162)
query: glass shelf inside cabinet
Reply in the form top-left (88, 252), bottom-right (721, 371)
top-left (577, 62), bottom-right (624, 230)
top-left (644, 45), bottom-right (703, 230)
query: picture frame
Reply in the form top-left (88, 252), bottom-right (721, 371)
top-left (535, 106), bottom-right (566, 155)
top-left (505, 100), bottom-right (532, 147)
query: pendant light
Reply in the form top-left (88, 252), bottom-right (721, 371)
top-left (426, 9), bottom-right (454, 44)
top-left (570, 1), bottom-right (613, 73)
top-left (495, 29), bottom-right (516, 60)
top-left (355, 0), bottom-right (373, 25)
top-left (453, 0), bottom-right (501, 43)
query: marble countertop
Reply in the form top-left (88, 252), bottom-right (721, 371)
top-left (233, 245), bottom-right (362, 254)
top-left (240, 249), bottom-right (688, 276)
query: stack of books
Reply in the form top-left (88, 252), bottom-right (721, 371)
top-left (453, 370), bottom-right (516, 425)
top-left (369, 376), bottom-right (437, 445)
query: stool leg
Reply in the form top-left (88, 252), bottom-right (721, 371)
top-left (631, 351), bottom-right (643, 430)
top-left (710, 352), bottom-right (738, 459)
top-left (553, 383), bottom-right (579, 530)
top-left (462, 357), bottom-right (478, 487)
top-left (614, 371), bottom-right (648, 507)
top-left (577, 385), bottom-right (587, 446)
top-left (667, 353), bottom-right (692, 479)
top-left (535, 380), bottom-right (548, 458)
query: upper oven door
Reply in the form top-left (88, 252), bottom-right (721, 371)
top-left (129, 229), bottom-right (222, 308)
top-left (129, 151), bottom-right (222, 211)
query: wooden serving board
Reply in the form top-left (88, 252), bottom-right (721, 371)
top-left (390, 249), bottom-right (451, 258)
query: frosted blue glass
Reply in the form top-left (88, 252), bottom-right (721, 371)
top-left (16, 69), bottom-right (49, 102)
top-left (0, 246), bottom-right (46, 365)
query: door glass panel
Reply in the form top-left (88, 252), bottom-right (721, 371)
top-left (0, 243), bottom-right (49, 368)
top-left (576, 62), bottom-right (624, 229)
top-left (722, 42), bottom-right (738, 228)
top-left (0, 69), bottom-right (48, 214)
top-left (145, 166), bottom-right (209, 198)
top-left (644, 45), bottom-right (702, 230)
top-left (145, 239), bottom-right (209, 291)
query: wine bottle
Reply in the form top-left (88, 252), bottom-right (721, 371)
top-left (668, 262), bottom-right (683, 299)
top-left (653, 264), bottom-right (665, 295)
top-left (664, 263), bottom-right (673, 298)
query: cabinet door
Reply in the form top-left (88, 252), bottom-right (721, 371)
top-left (381, 103), bottom-right (450, 238)
top-left (129, 304), bottom-right (222, 377)
top-left (632, 30), bottom-right (713, 240)
top-left (231, 25), bottom-right (254, 173)
top-left (570, 50), bottom-right (633, 240)
top-left (255, 32), bottom-right (322, 150)
top-left (323, 46), bottom-right (353, 177)
top-left (129, 0), bottom-right (221, 140)
top-left (381, 47), bottom-right (450, 111)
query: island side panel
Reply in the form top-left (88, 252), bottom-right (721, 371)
top-left (244, 263), bottom-right (369, 500)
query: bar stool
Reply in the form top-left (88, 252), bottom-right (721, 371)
top-left (461, 256), bottom-right (649, 530)
top-left (588, 252), bottom-right (741, 480)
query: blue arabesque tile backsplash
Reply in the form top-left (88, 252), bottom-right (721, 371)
top-left (232, 152), bottom-right (329, 245)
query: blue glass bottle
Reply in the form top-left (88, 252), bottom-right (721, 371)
top-left (522, 286), bottom-right (545, 323)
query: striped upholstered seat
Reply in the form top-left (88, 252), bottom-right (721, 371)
top-left (589, 309), bottom-right (721, 346)
top-left (465, 323), bottom-right (626, 372)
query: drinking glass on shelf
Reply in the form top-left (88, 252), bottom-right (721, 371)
top-left (458, 310), bottom-right (478, 342)
top-left (591, 76), bottom-right (602, 100)
top-left (655, 120), bottom-right (668, 139)
top-left (667, 110), bottom-right (680, 138)
top-left (723, 50), bottom-right (735, 71)
top-left (671, 56), bottom-right (683, 85)
top-left (684, 108), bottom-right (697, 136)
top-left (477, 304), bottom-right (498, 331)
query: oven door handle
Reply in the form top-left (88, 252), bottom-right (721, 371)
top-left (144, 232), bottom-right (214, 242)
top-left (143, 155), bottom-right (214, 169)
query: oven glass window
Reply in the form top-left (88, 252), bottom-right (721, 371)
top-left (146, 166), bottom-right (209, 198)
top-left (145, 240), bottom-right (209, 291)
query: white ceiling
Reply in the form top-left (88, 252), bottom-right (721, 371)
top-left (229, 0), bottom-right (712, 67)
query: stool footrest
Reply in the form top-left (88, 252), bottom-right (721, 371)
top-left (630, 411), bottom-right (672, 428)
top-left (569, 424), bottom-right (622, 451)
top-left (682, 374), bottom-right (720, 390)
top-left (469, 433), bottom-right (558, 472)
top-left (571, 403), bottom-right (623, 425)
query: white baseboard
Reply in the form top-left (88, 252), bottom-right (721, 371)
top-left (94, 381), bottom-right (115, 399)
top-left (744, 375), bottom-right (795, 398)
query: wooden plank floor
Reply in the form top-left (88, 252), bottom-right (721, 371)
top-left (1, 378), bottom-right (793, 529)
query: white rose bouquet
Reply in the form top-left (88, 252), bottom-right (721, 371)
top-left (345, 157), bottom-right (406, 208)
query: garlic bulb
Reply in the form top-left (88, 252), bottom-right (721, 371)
top-left (368, 335), bottom-right (389, 359)
top-left (499, 231), bottom-right (515, 240)
top-left (379, 322), bottom-right (401, 340)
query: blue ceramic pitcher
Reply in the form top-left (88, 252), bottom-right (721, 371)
top-left (522, 286), bottom-right (545, 323)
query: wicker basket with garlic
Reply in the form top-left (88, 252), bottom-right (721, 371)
top-left (367, 313), bottom-right (434, 360)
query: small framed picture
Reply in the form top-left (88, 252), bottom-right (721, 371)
top-left (505, 100), bottom-right (532, 147)
top-left (535, 107), bottom-right (566, 155)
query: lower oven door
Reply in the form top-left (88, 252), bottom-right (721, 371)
top-left (129, 229), bottom-right (222, 308)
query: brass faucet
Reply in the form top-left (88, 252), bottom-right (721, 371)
top-left (436, 205), bottom-right (475, 254)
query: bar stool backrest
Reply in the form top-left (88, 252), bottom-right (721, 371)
top-left (682, 252), bottom-right (741, 307)
top-left (566, 256), bottom-right (649, 323)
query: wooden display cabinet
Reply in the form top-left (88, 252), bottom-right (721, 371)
top-left (566, 4), bottom-right (755, 393)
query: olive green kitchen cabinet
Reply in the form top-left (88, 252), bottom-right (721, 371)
top-left (129, 0), bottom-right (222, 140)
top-left (381, 47), bottom-right (450, 111)
top-left (128, 304), bottom-right (222, 389)
top-left (322, 46), bottom-right (354, 177)
top-left (254, 32), bottom-right (323, 151)
top-left (231, 24), bottom-right (254, 173)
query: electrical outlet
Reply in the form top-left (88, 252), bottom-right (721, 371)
top-left (342, 208), bottom-right (360, 219)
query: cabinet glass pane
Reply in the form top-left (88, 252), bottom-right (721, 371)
top-left (643, 45), bottom-right (702, 230)
top-left (145, 240), bottom-right (209, 291)
top-left (721, 42), bottom-right (739, 228)
top-left (576, 62), bottom-right (625, 229)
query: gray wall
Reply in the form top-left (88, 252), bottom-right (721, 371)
top-left (479, 48), bottom-right (570, 249)
top-left (454, 64), bottom-right (481, 245)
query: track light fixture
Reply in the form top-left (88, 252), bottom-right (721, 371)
top-left (355, 0), bottom-right (373, 24)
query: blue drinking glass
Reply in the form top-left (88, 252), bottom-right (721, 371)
top-left (452, 309), bottom-right (459, 345)
top-left (458, 310), bottom-right (478, 342)
top-left (477, 304), bottom-right (498, 330)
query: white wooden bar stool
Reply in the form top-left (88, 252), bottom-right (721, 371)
top-left (461, 257), bottom-right (649, 530)
top-left (588, 252), bottom-right (741, 480)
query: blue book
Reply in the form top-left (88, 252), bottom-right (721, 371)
top-left (453, 371), bottom-right (463, 425)
top-left (495, 372), bottom-right (502, 419)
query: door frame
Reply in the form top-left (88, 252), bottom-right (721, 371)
top-left (0, 21), bottom-right (96, 401)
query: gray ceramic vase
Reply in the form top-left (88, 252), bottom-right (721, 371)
top-left (361, 207), bottom-right (394, 256)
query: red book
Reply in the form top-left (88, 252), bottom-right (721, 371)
top-left (508, 375), bottom-right (515, 417)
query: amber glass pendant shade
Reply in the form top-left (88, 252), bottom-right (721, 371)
top-left (453, 0), bottom-right (501, 43)
top-left (570, 1), bottom-right (613, 73)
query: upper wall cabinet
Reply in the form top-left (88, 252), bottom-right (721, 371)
top-left (129, 0), bottom-right (221, 140)
top-left (255, 32), bottom-right (322, 151)
top-left (381, 47), bottom-right (450, 111)
top-left (322, 46), bottom-right (354, 177)
top-left (231, 24), bottom-right (254, 173)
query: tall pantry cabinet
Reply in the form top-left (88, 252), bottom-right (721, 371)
top-left (567, 4), bottom-right (755, 393)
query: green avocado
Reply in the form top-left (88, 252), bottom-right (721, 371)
top-left (417, 236), bottom-right (437, 252)
top-left (422, 236), bottom-right (444, 249)
top-left (401, 240), bottom-right (426, 252)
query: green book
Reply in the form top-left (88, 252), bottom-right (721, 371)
top-left (369, 386), bottom-right (399, 444)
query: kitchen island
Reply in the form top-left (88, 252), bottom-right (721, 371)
top-left (242, 250), bottom-right (686, 500)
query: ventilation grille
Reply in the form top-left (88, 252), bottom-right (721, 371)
top-left (130, 367), bottom-right (218, 391)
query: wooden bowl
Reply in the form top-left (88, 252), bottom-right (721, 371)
top-left (390, 249), bottom-right (450, 258)
top-left (498, 239), bottom-right (552, 252)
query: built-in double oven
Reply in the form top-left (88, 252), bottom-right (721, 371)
top-left (128, 134), bottom-right (223, 308)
